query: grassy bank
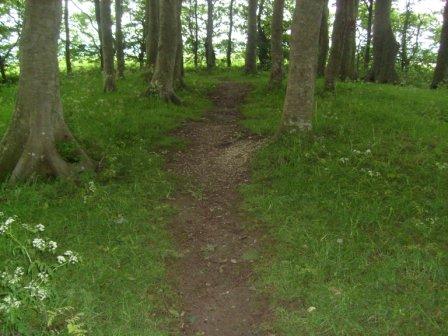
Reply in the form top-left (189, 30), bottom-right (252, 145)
top-left (0, 68), bottom-right (213, 335)
top-left (241, 75), bottom-right (448, 335)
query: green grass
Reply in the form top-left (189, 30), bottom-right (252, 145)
top-left (241, 74), bottom-right (448, 335)
top-left (0, 66), bottom-right (214, 335)
top-left (2, 66), bottom-right (448, 335)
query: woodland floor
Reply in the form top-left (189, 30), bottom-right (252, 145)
top-left (167, 81), bottom-right (271, 336)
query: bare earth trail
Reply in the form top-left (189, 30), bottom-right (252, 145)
top-left (167, 81), bottom-right (271, 336)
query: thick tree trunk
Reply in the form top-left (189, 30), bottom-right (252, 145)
top-left (431, 0), bottom-right (448, 89)
top-left (64, 0), bottom-right (72, 74)
top-left (150, 0), bottom-right (181, 104)
top-left (363, 0), bottom-right (374, 72)
top-left (193, 0), bottom-right (199, 68)
top-left (227, 0), bottom-right (235, 68)
top-left (257, 0), bottom-right (270, 69)
top-left (100, 0), bottom-right (116, 92)
top-left (367, 0), bottom-right (399, 83)
top-left (317, 0), bottom-right (329, 77)
top-left (146, 0), bottom-right (159, 69)
top-left (269, 0), bottom-right (285, 87)
top-left (281, 0), bottom-right (325, 132)
top-left (245, 0), bottom-right (258, 74)
top-left (115, 0), bottom-right (125, 78)
top-left (174, 0), bottom-right (185, 88)
top-left (325, 0), bottom-right (358, 90)
top-left (205, 0), bottom-right (216, 69)
top-left (0, 0), bottom-right (93, 183)
top-left (340, 0), bottom-right (359, 80)
top-left (94, 0), bottom-right (104, 70)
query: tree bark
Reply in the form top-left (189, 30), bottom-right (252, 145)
top-left (317, 0), bottom-right (329, 77)
top-left (205, 0), bottom-right (216, 69)
top-left (146, 0), bottom-right (159, 69)
top-left (64, 0), bottom-right (72, 74)
top-left (193, 0), bottom-right (199, 68)
top-left (281, 0), bottom-right (325, 132)
top-left (115, 0), bottom-right (125, 78)
top-left (367, 0), bottom-right (399, 83)
top-left (150, 0), bottom-right (181, 104)
top-left (257, 0), bottom-right (270, 69)
top-left (325, 0), bottom-right (358, 90)
top-left (400, 0), bottom-right (412, 72)
top-left (94, 0), bottom-right (104, 70)
top-left (0, 55), bottom-right (7, 82)
top-left (227, 0), bottom-right (235, 67)
top-left (0, 0), bottom-right (93, 183)
top-left (174, 0), bottom-right (185, 88)
top-left (340, 0), bottom-right (359, 80)
top-left (100, 0), bottom-right (116, 92)
top-left (431, 0), bottom-right (448, 89)
top-left (245, 0), bottom-right (258, 74)
top-left (363, 0), bottom-right (374, 72)
top-left (269, 0), bottom-right (285, 87)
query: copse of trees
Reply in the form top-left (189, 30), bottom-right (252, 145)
top-left (0, 0), bottom-right (447, 182)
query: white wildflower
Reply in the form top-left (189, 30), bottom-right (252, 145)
top-left (307, 306), bottom-right (317, 313)
top-left (435, 162), bottom-right (448, 171)
top-left (336, 238), bottom-right (344, 244)
top-left (37, 272), bottom-right (49, 283)
top-left (25, 282), bottom-right (48, 301)
top-left (365, 149), bottom-right (372, 155)
top-left (0, 295), bottom-right (21, 312)
top-left (339, 157), bottom-right (349, 164)
top-left (57, 255), bottom-right (66, 264)
top-left (4, 217), bottom-right (15, 226)
top-left (0, 217), bottom-right (15, 235)
top-left (88, 181), bottom-right (96, 193)
top-left (35, 224), bottom-right (45, 232)
top-left (48, 240), bottom-right (58, 252)
top-left (32, 238), bottom-right (46, 251)
top-left (64, 250), bottom-right (79, 264)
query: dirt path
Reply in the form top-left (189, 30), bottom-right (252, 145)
top-left (167, 82), bottom-right (270, 336)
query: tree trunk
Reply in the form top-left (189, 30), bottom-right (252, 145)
top-left (363, 0), bottom-right (374, 72)
top-left (325, 0), bottom-right (358, 90)
top-left (150, 0), bottom-right (181, 104)
top-left (64, 0), bottom-right (72, 74)
top-left (245, 0), bottom-right (258, 74)
top-left (115, 0), bottom-right (125, 78)
top-left (227, 0), bottom-right (235, 68)
top-left (94, 0), bottom-right (104, 70)
top-left (257, 0), bottom-right (270, 69)
top-left (0, 0), bottom-right (93, 183)
top-left (367, 0), bottom-right (399, 83)
top-left (281, 0), bottom-right (325, 132)
top-left (0, 55), bottom-right (7, 82)
top-left (100, 0), bottom-right (116, 92)
top-left (431, 0), bottom-right (448, 89)
top-left (400, 0), bottom-right (412, 72)
top-left (269, 0), bottom-right (285, 87)
top-left (146, 0), bottom-right (159, 69)
top-left (340, 0), bottom-right (359, 80)
top-left (174, 0), bottom-right (185, 88)
top-left (194, 0), bottom-right (199, 68)
top-left (317, 0), bottom-right (329, 77)
top-left (205, 0), bottom-right (216, 69)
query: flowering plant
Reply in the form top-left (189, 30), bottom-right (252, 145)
top-left (0, 213), bottom-right (84, 335)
